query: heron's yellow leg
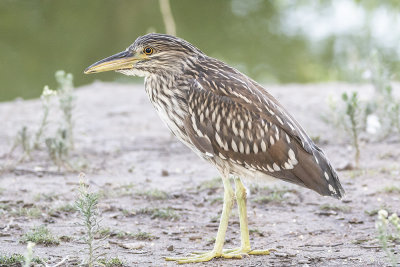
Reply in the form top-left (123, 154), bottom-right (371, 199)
top-left (222, 178), bottom-right (271, 256)
top-left (165, 174), bottom-right (237, 264)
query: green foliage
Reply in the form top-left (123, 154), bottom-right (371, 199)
top-left (20, 226), bottom-right (60, 246)
top-left (0, 253), bottom-right (42, 266)
top-left (382, 186), bottom-right (400, 194)
top-left (33, 86), bottom-right (56, 150)
top-left (45, 129), bottom-right (70, 169)
top-left (7, 70), bottom-right (76, 171)
top-left (197, 177), bottom-right (222, 191)
top-left (250, 185), bottom-right (295, 204)
top-left (55, 70), bottom-right (76, 149)
top-left (253, 190), bottom-right (285, 204)
top-left (11, 207), bottom-right (42, 218)
top-left (75, 174), bottom-right (105, 267)
top-left (137, 207), bottom-right (179, 220)
top-left (98, 257), bottom-right (124, 267)
top-left (325, 52), bottom-right (400, 168)
top-left (368, 53), bottom-right (400, 136)
top-left (376, 210), bottom-right (400, 266)
top-left (115, 230), bottom-right (155, 241)
top-left (319, 204), bottom-right (352, 213)
top-left (325, 91), bottom-right (365, 167)
top-left (342, 92), bottom-right (363, 167)
top-left (137, 189), bottom-right (169, 200)
top-left (0, 254), bottom-right (25, 265)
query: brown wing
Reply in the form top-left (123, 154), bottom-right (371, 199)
top-left (183, 76), bottom-right (344, 199)
top-left (193, 58), bottom-right (316, 154)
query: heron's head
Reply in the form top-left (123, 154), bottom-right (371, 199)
top-left (84, 33), bottom-right (204, 77)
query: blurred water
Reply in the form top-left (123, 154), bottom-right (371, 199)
top-left (0, 0), bottom-right (399, 101)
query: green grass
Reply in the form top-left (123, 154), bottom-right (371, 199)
top-left (137, 189), bottom-right (169, 200)
top-left (99, 227), bottom-right (156, 240)
top-left (98, 257), bottom-right (124, 267)
top-left (253, 189), bottom-right (290, 204)
top-left (33, 193), bottom-right (59, 202)
top-left (0, 203), bottom-right (10, 211)
top-left (11, 207), bottom-right (42, 218)
top-left (99, 183), bottom-right (135, 199)
top-left (48, 203), bottom-right (76, 217)
top-left (48, 203), bottom-right (77, 216)
top-left (249, 185), bottom-right (296, 204)
top-left (20, 226), bottom-right (60, 246)
top-left (381, 186), bottom-right (400, 194)
top-left (56, 203), bottom-right (75, 212)
top-left (197, 177), bottom-right (221, 191)
top-left (376, 210), bottom-right (400, 266)
top-left (249, 228), bottom-right (265, 237)
top-left (0, 254), bottom-right (42, 266)
top-left (137, 207), bottom-right (179, 220)
top-left (75, 178), bottom-right (103, 266)
top-left (319, 204), bottom-right (352, 213)
top-left (116, 230), bottom-right (155, 240)
top-left (210, 197), bottom-right (223, 205)
top-left (0, 254), bottom-right (25, 265)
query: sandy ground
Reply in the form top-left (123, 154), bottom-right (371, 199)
top-left (0, 81), bottom-right (399, 266)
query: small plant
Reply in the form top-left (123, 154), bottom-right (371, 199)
top-left (376, 209), bottom-right (400, 266)
top-left (319, 204), bottom-right (352, 213)
top-left (75, 174), bottom-right (105, 266)
top-left (6, 70), bottom-right (76, 171)
top-left (197, 177), bottom-right (222, 191)
top-left (381, 186), bottom-right (400, 194)
top-left (137, 189), bottom-right (169, 200)
top-left (251, 186), bottom-right (294, 204)
top-left (20, 225), bottom-right (60, 246)
top-left (55, 70), bottom-right (76, 149)
top-left (137, 207), bottom-right (179, 220)
top-left (0, 254), bottom-right (25, 265)
top-left (9, 86), bottom-right (57, 158)
top-left (368, 52), bottom-right (400, 136)
top-left (341, 92), bottom-right (363, 167)
top-left (0, 253), bottom-right (42, 266)
top-left (253, 191), bottom-right (284, 204)
top-left (11, 206), bottom-right (42, 218)
top-left (45, 129), bottom-right (70, 169)
top-left (98, 257), bottom-right (124, 267)
top-left (33, 86), bottom-right (57, 149)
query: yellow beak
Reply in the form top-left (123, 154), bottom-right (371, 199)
top-left (84, 50), bottom-right (142, 74)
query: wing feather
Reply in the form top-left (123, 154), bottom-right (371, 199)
top-left (183, 68), bottom-right (344, 198)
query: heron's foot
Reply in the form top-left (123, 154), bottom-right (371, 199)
top-left (222, 246), bottom-right (273, 257)
top-left (165, 249), bottom-right (243, 264)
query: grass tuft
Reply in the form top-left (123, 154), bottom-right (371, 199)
top-left (251, 186), bottom-right (295, 204)
top-left (382, 186), bottom-right (400, 194)
top-left (137, 207), bottom-right (179, 220)
top-left (319, 204), bottom-right (352, 213)
top-left (376, 210), bottom-right (400, 266)
top-left (98, 257), bottom-right (124, 267)
top-left (137, 189), bottom-right (169, 200)
top-left (11, 207), bottom-right (42, 218)
top-left (20, 226), bottom-right (59, 246)
top-left (197, 177), bottom-right (221, 191)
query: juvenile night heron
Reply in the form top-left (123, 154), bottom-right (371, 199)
top-left (84, 33), bottom-right (344, 263)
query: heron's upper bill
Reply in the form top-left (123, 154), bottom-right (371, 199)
top-left (84, 50), bottom-right (144, 74)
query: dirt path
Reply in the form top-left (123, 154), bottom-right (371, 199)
top-left (0, 82), bottom-right (399, 266)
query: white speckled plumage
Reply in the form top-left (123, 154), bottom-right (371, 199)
top-left (110, 33), bottom-right (345, 199)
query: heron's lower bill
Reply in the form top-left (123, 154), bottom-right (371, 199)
top-left (84, 50), bottom-right (138, 74)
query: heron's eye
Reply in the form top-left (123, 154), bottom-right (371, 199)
top-left (144, 47), bottom-right (153, 55)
